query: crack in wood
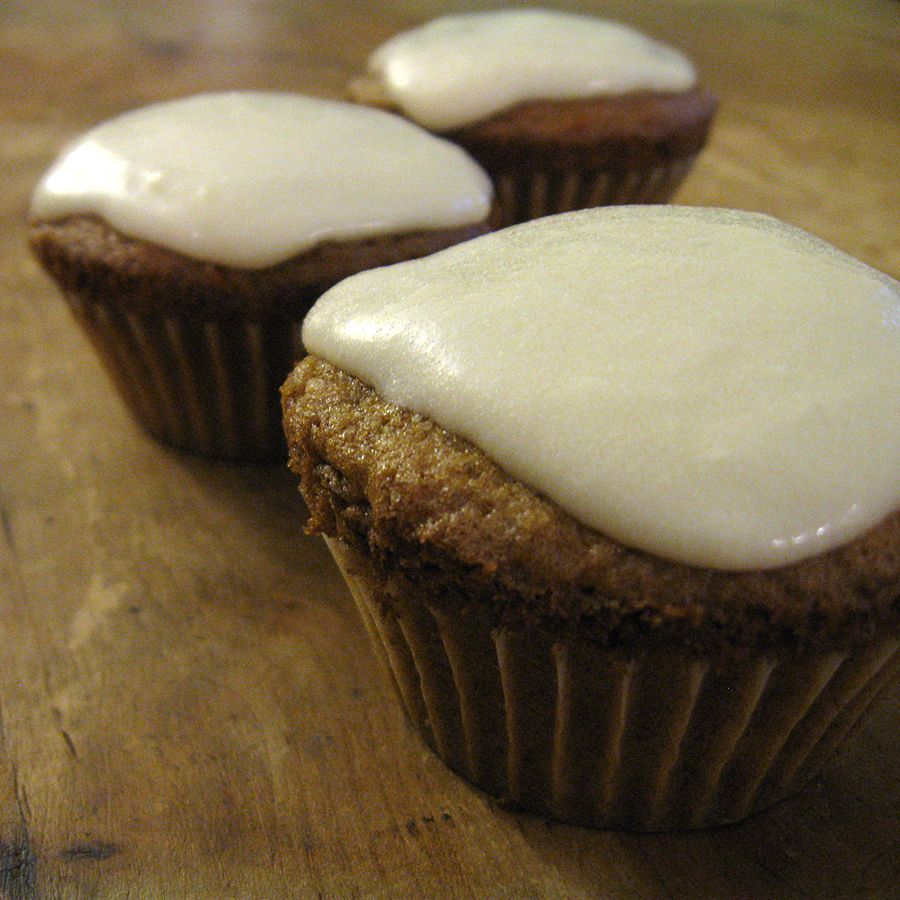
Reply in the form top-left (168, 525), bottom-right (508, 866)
top-left (59, 842), bottom-right (120, 861)
top-left (60, 730), bottom-right (78, 760)
top-left (0, 718), bottom-right (37, 899)
top-left (0, 502), bottom-right (15, 554)
top-left (0, 841), bottom-right (37, 897)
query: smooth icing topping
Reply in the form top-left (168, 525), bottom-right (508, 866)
top-left (368, 9), bottom-right (697, 130)
top-left (303, 207), bottom-right (900, 571)
top-left (30, 92), bottom-right (493, 268)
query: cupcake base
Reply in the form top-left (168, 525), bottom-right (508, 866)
top-left (326, 536), bottom-right (899, 831)
top-left (69, 294), bottom-right (304, 461)
top-left (490, 156), bottom-right (697, 228)
top-left (31, 215), bottom-right (489, 462)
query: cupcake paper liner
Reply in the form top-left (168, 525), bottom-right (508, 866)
top-left (491, 155), bottom-right (698, 228)
top-left (68, 294), bottom-right (309, 461)
top-left (326, 536), bottom-right (899, 831)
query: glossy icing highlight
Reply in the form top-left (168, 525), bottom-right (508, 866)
top-left (303, 206), bottom-right (900, 570)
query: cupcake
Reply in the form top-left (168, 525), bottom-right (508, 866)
top-left (349, 9), bottom-right (716, 227)
top-left (282, 207), bottom-right (900, 830)
top-left (29, 91), bottom-right (493, 461)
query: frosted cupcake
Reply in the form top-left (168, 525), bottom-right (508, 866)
top-left (29, 92), bottom-right (493, 461)
top-left (282, 207), bottom-right (899, 830)
top-left (350, 9), bottom-right (716, 226)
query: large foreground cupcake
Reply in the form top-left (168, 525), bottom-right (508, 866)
top-left (282, 207), bottom-right (899, 830)
top-left (29, 91), bottom-right (492, 461)
top-left (350, 9), bottom-right (716, 226)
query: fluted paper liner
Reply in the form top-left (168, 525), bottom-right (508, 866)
top-left (492, 155), bottom-right (697, 227)
top-left (64, 294), bottom-right (313, 461)
top-left (327, 537), bottom-right (899, 831)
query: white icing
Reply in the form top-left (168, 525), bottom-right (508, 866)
top-left (369, 9), bottom-right (697, 130)
top-left (303, 207), bottom-right (900, 571)
top-left (30, 92), bottom-right (493, 268)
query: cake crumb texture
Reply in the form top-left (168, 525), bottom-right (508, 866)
top-left (282, 357), bottom-right (899, 655)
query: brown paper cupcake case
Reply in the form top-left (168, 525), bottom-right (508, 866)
top-left (66, 293), bottom-right (311, 461)
top-left (491, 155), bottom-right (697, 228)
top-left (326, 537), bottom-right (899, 831)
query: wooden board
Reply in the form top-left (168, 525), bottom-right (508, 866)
top-left (1, 1), bottom-right (898, 896)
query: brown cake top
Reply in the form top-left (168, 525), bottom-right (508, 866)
top-left (348, 70), bottom-right (718, 160)
top-left (28, 215), bottom-right (489, 318)
top-left (283, 356), bottom-right (899, 655)
top-left (350, 73), bottom-right (716, 168)
top-left (444, 90), bottom-right (717, 168)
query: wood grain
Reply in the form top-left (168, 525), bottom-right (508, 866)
top-left (2, 1), bottom-right (898, 896)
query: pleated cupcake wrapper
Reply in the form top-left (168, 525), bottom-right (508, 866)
top-left (64, 294), bottom-right (309, 461)
top-left (326, 537), bottom-right (899, 831)
top-left (491, 155), bottom-right (698, 228)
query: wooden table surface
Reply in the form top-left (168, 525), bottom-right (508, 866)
top-left (2, 1), bottom-right (898, 897)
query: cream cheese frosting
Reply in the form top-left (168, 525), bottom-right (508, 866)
top-left (303, 206), bottom-right (900, 571)
top-left (30, 92), bottom-right (493, 269)
top-left (368, 9), bottom-right (697, 131)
